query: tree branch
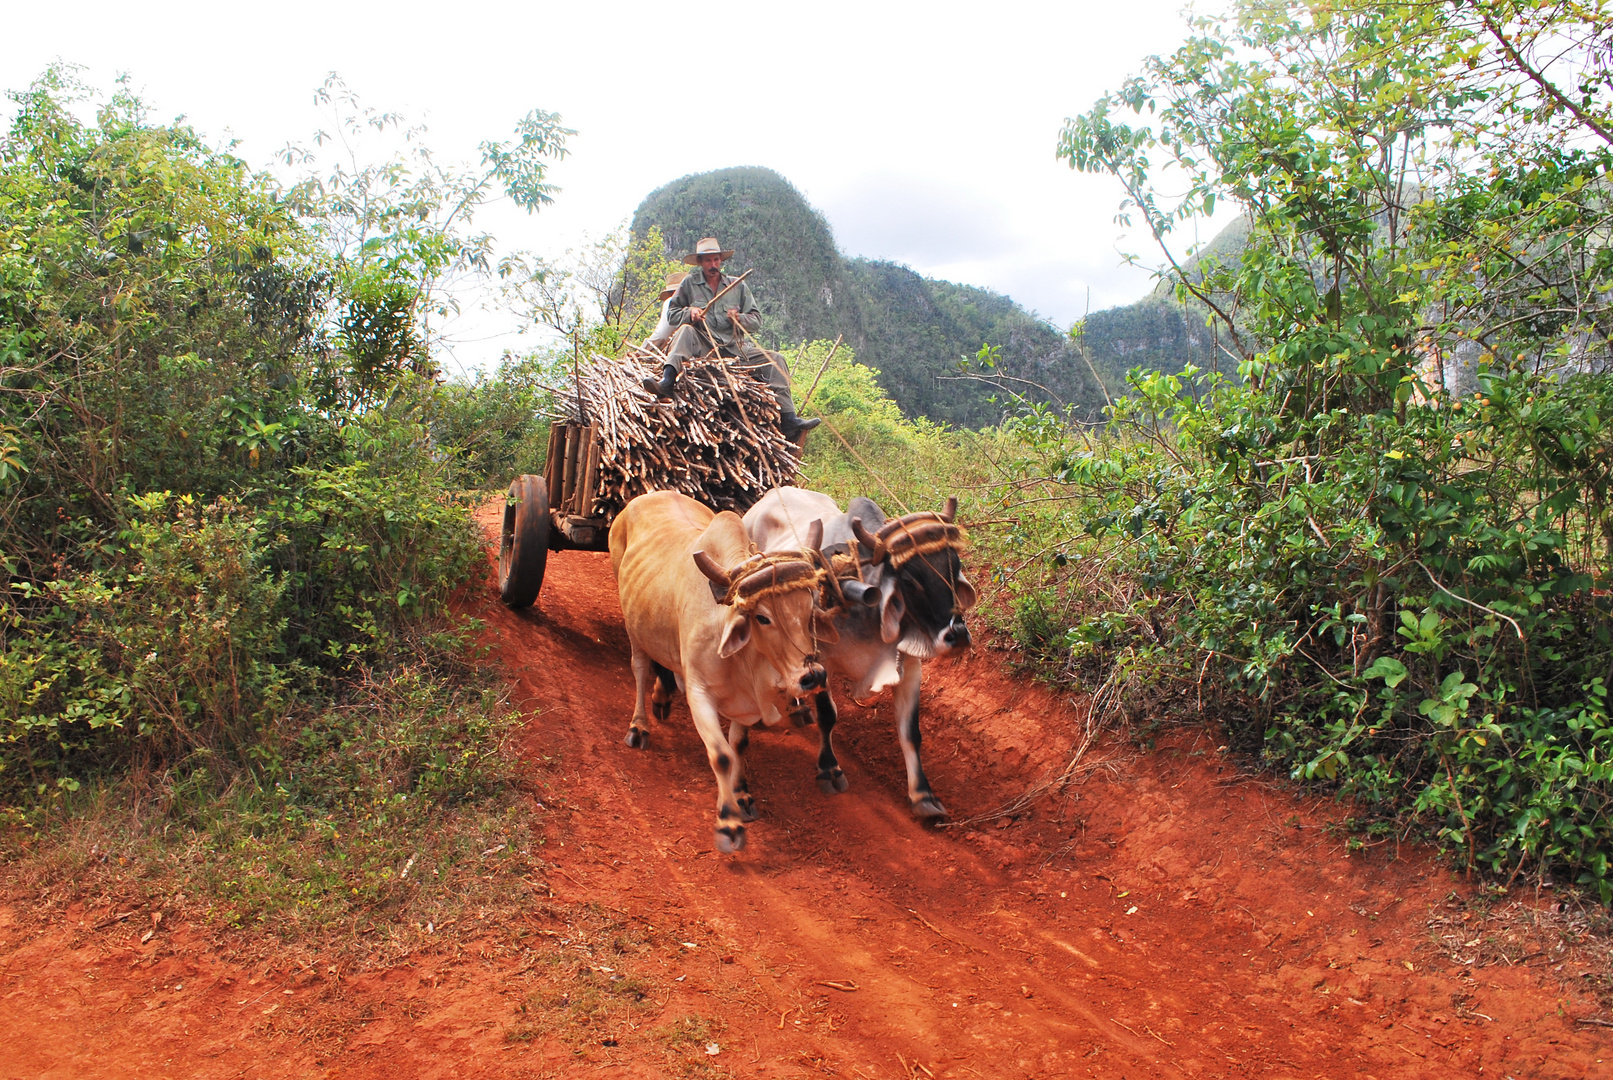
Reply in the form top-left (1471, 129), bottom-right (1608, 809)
top-left (1478, 7), bottom-right (1613, 148)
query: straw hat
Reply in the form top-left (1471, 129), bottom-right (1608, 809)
top-left (657, 271), bottom-right (689, 302)
top-left (682, 236), bottom-right (735, 266)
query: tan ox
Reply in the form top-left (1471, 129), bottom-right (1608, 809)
top-left (609, 490), bottom-right (837, 853)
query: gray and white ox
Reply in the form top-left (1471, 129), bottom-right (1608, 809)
top-left (610, 490), bottom-right (839, 852)
top-left (743, 486), bottom-right (975, 819)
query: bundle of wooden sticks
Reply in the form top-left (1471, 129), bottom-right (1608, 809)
top-left (545, 345), bottom-right (801, 519)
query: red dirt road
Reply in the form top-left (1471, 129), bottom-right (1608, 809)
top-left (4, 512), bottom-right (1611, 1078)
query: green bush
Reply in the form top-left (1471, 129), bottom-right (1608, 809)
top-left (792, 338), bottom-right (990, 514)
top-left (1019, 0), bottom-right (1613, 899)
top-left (254, 406), bottom-right (483, 667)
top-left (4, 659), bottom-right (533, 943)
top-left (3, 493), bottom-right (287, 791)
top-left (0, 614), bottom-right (120, 795)
top-left (999, 361), bottom-right (1613, 885)
top-left (431, 352), bottom-right (554, 488)
top-left (0, 69), bottom-right (558, 825)
top-left (55, 493), bottom-right (289, 756)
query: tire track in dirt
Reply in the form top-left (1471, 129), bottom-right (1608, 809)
top-left (497, 545), bottom-right (1179, 1077)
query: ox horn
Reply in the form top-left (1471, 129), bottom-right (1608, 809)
top-left (940, 496), bottom-right (957, 523)
top-left (840, 579), bottom-right (880, 606)
top-left (851, 516), bottom-right (884, 561)
top-left (797, 520), bottom-right (844, 608)
top-left (692, 549), bottom-right (731, 588)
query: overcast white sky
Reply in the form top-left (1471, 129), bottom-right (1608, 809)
top-left (3, 0), bottom-right (1218, 375)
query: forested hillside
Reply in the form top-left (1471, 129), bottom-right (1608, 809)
top-left (1080, 295), bottom-right (1221, 386)
top-left (1079, 215), bottom-right (1249, 385)
top-left (631, 167), bottom-right (1110, 426)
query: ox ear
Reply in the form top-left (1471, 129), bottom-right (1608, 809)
top-left (878, 575), bottom-right (905, 644)
top-left (812, 608), bottom-right (841, 645)
top-left (805, 518), bottom-right (823, 552)
top-left (717, 610), bottom-right (751, 658)
top-left (954, 570), bottom-right (978, 612)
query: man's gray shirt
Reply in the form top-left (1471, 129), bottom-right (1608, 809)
top-left (667, 271), bottom-right (760, 350)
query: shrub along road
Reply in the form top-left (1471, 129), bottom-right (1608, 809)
top-left (0, 507), bottom-right (1607, 1078)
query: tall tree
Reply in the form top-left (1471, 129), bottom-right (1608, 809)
top-left (1041, 1), bottom-right (1613, 894)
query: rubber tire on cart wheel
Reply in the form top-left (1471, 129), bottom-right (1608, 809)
top-left (499, 474), bottom-right (549, 609)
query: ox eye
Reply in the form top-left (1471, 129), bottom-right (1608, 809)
top-left (755, 614), bottom-right (772, 626)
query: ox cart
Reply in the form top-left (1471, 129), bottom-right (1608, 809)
top-left (496, 348), bottom-right (810, 608)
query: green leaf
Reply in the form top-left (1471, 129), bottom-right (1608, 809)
top-left (1363, 657), bottom-right (1408, 688)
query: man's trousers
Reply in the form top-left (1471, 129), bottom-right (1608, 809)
top-left (663, 325), bottom-right (796, 413)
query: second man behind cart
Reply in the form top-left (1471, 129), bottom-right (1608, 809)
top-left (642, 236), bottom-right (820, 440)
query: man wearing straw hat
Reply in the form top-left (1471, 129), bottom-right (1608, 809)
top-left (643, 237), bottom-right (820, 439)
top-left (644, 271), bottom-right (689, 351)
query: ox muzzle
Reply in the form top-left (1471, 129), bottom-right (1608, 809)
top-left (799, 661), bottom-right (827, 693)
top-left (787, 660), bottom-right (828, 727)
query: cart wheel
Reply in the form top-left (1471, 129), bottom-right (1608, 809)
top-left (499, 475), bottom-right (550, 609)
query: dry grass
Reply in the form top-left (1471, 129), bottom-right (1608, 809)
top-left (0, 663), bottom-right (554, 968)
top-left (1426, 887), bottom-right (1613, 1018)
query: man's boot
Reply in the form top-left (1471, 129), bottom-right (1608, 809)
top-left (642, 364), bottom-right (677, 399)
top-left (779, 408), bottom-right (821, 438)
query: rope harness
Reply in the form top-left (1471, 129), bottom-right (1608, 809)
top-left (828, 550), bottom-right (862, 580)
top-left (711, 550), bottom-right (831, 614)
top-left (707, 549), bottom-right (838, 667)
top-left (842, 510), bottom-right (972, 613)
top-left (874, 513), bottom-right (969, 571)
top-left (752, 503), bottom-right (971, 632)
top-left (839, 511), bottom-right (969, 577)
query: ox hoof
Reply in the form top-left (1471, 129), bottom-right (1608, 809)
top-left (624, 727), bottom-right (647, 749)
top-left (911, 795), bottom-right (949, 821)
top-left (736, 794), bottom-right (759, 822)
top-left (715, 825), bottom-right (747, 853)
top-left (817, 769), bottom-right (849, 795)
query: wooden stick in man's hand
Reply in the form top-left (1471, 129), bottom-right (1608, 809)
top-left (689, 268), bottom-right (753, 323)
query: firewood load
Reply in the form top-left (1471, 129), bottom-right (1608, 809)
top-left (545, 346), bottom-right (802, 519)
